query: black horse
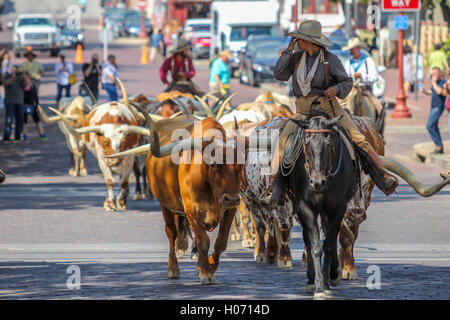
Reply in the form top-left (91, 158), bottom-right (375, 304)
top-left (280, 111), bottom-right (357, 299)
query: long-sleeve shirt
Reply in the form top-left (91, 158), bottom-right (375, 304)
top-left (159, 55), bottom-right (195, 85)
top-left (344, 53), bottom-right (379, 87)
top-left (274, 49), bottom-right (352, 100)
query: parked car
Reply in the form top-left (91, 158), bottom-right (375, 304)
top-left (58, 23), bottom-right (85, 49)
top-left (240, 43), bottom-right (286, 87)
top-left (103, 8), bottom-right (137, 38)
top-left (183, 19), bottom-right (211, 59)
top-left (123, 10), bottom-right (152, 37)
top-left (239, 35), bottom-right (289, 86)
top-left (12, 14), bottom-right (61, 57)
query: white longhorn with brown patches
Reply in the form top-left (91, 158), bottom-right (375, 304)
top-left (38, 96), bottom-right (92, 177)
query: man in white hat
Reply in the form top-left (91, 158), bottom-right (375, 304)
top-left (343, 37), bottom-right (383, 113)
top-left (269, 20), bottom-right (398, 204)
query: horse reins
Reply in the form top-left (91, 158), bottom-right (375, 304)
top-left (302, 115), bottom-right (343, 179)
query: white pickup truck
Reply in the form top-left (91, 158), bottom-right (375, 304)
top-left (13, 14), bottom-right (61, 57)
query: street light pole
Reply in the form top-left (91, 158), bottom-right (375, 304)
top-left (345, 0), bottom-right (352, 37)
top-left (392, 12), bottom-right (412, 119)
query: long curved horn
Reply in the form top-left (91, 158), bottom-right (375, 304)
top-left (82, 80), bottom-right (97, 105)
top-left (105, 144), bottom-right (150, 158)
top-left (380, 155), bottom-right (450, 197)
top-left (195, 95), bottom-right (215, 118)
top-left (38, 105), bottom-right (63, 123)
top-left (202, 91), bottom-right (219, 103)
top-left (38, 105), bottom-right (79, 123)
top-left (170, 97), bottom-right (193, 115)
top-left (49, 107), bottom-right (103, 136)
top-left (125, 126), bottom-right (151, 136)
top-left (215, 93), bottom-right (236, 120)
top-left (132, 102), bottom-right (208, 157)
top-left (116, 77), bottom-right (145, 120)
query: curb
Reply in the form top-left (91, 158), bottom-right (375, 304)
top-left (413, 141), bottom-right (450, 170)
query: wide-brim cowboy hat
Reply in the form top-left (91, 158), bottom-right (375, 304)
top-left (342, 37), bottom-right (369, 51)
top-left (284, 20), bottom-right (333, 48)
top-left (170, 39), bottom-right (193, 54)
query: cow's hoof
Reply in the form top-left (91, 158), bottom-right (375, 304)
top-left (324, 290), bottom-right (333, 298)
top-left (176, 249), bottom-right (187, 258)
top-left (231, 233), bottom-right (241, 242)
top-left (116, 201), bottom-right (127, 211)
top-left (200, 275), bottom-right (217, 285)
top-left (68, 169), bottom-right (77, 177)
top-left (277, 259), bottom-right (293, 269)
top-left (242, 239), bottom-right (255, 248)
top-left (342, 267), bottom-right (358, 280)
top-left (254, 254), bottom-right (265, 264)
top-left (313, 292), bottom-right (327, 300)
top-left (133, 193), bottom-right (142, 200)
top-left (190, 252), bottom-right (199, 260)
top-left (168, 269), bottom-right (180, 279)
top-left (144, 192), bottom-right (153, 200)
top-left (305, 284), bottom-right (315, 294)
top-left (104, 201), bottom-right (116, 212)
top-left (330, 274), bottom-right (341, 287)
top-left (266, 255), bottom-right (276, 264)
top-left (79, 169), bottom-right (88, 177)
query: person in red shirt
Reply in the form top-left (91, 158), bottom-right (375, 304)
top-left (440, 72), bottom-right (450, 180)
top-left (159, 39), bottom-right (203, 96)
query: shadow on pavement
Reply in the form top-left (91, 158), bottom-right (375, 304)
top-left (0, 258), bottom-right (448, 299)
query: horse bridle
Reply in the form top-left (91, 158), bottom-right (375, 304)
top-left (302, 115), bottom-right (343, 179)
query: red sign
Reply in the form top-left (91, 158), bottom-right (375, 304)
top-left (382, 0), bottom-right (420, 11)
top-left (137, 0), bottom-right (147, 10)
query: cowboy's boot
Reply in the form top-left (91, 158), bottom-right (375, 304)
top-left (366, 148), bottom-right (398, 195)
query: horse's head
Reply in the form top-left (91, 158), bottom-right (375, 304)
top-left (291, 113), bottom-right (343, 192)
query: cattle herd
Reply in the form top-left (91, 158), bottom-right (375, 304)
top-left (29, 78), bottom-right (450, 299)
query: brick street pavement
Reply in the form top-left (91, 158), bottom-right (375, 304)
top-left (0, 19), bottom-right (449, 300)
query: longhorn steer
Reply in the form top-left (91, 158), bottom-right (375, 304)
top-left (107, 109), bottom-right (257, 284)
top-left (38, 96), bottom-right (92, 176)
top-left (240, 117), bottom-right (295, 268)
top-left (50, 101), bottom-right (149, 211)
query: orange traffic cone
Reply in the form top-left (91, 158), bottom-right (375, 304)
top-left (141, 46), bottom-right (149, 65)
top-left (75, 44), bottom-right (83, 63)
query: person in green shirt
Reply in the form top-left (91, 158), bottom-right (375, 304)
top-left (209, 50), bottom-right (231, 97)
top-left (19, 50), bottom-right (44, 93)
top-left (428, 44), bottom-right (448, 77)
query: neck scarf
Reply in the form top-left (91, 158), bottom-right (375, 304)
top-left (296, 48), bottom-right (324, 96)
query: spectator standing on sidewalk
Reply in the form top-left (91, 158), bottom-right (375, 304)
top-left (2, 66), bottom-right (29, 141)
top-left (20, 50), bottom-right (44, 94)
top-left (0, 45), bottom-right (12, 109)
top-left (209, 50), bottom-right (231, 97)
top-left (55, 50), bottom-right (74, 107)
top-left (22, 71), bottom-right (48, 141)
top-left (428, 44), bottom-right (449, 77)
top-left (82, 53), bottom-right (102, 100)
top-left (102, 54), bottom-right (119, 101)
top-left (420, 67), bottom-right (448, 154)
top-left (150, 29), bottom-right (164, 62)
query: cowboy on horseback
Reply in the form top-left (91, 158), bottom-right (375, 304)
top-left (343, 37), bottom-right (383, 114)
top-left (159, 39), bottom-right (204, 96)
top-left (269, 20), bottom-right (398, 205)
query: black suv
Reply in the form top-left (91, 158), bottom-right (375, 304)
top-left (239, 35), bottom-right (289, 87)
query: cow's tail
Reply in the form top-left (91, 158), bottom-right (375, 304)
top-left (178, 214), bottom-right (193, 240)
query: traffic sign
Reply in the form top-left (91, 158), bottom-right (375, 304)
top-left (137, 0), bottom-right (147, 10)
top-left (382, 0), bottom-right (420, 12)
top-left (395, 15), bottom-right (408, 30)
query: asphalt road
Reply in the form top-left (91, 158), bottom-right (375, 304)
top-left (0, 20), bottom-right (449, 300)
